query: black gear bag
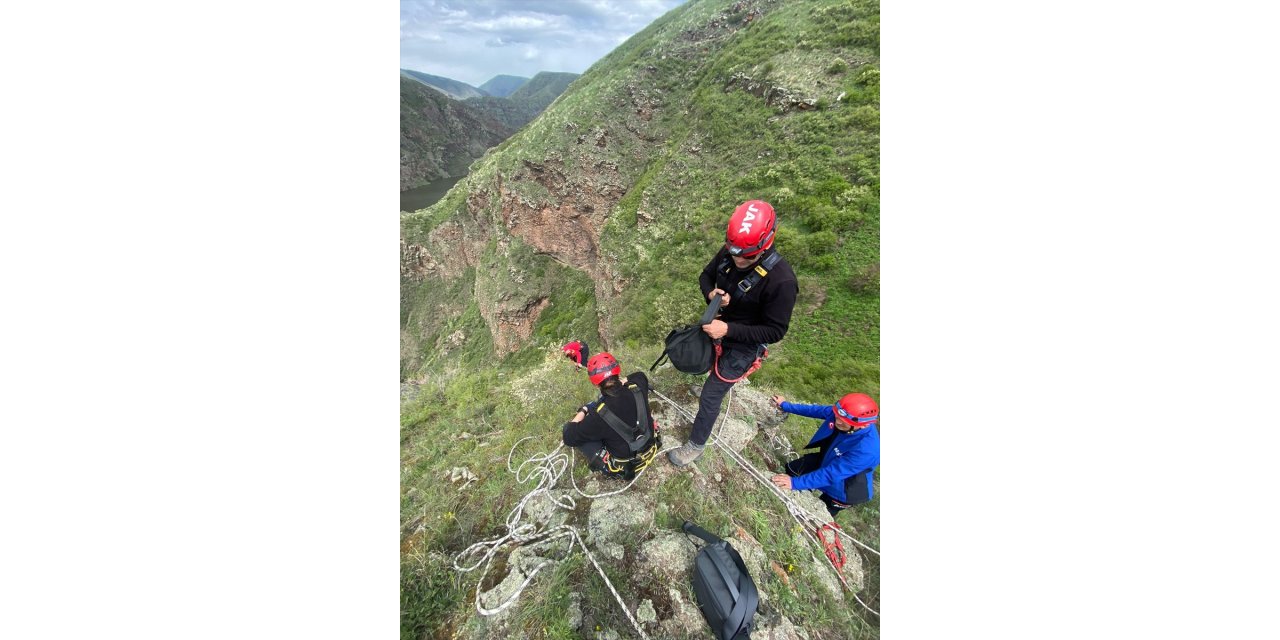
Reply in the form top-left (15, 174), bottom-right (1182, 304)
top-left (682, 520), bottom-right (758, 640)
top-left (650, 298), bottom-right (722, 375)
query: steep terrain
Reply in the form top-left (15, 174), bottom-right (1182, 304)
top-left (479, 74), bottom-right (530, 98)
top-left (401, 68), bottom-right (488, 99)
top-left (400, 77), bottom-right (513, 191)
top-left (401, 0), bottom-right (880, 637)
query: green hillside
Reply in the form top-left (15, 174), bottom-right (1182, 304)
top-left (401, 0), bottom-right (880, 637)
top-left (507, 71), bottom-right (580, 109)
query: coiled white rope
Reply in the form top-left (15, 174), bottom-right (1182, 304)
top-left (451, 436), bottom-right (659, 638)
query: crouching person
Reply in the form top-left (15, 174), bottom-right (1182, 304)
top-left (769, 393), bottom-right (880, 519)
top-left (562, 352), bottom-right (662, 481)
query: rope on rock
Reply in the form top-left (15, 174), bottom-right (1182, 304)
top-left (452, 436), bottom-right (663, 638)
top-left (650, 387), bottom-right (881, 617)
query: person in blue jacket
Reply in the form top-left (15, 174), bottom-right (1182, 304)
top-left (769, 392), bottom-right (880, 519)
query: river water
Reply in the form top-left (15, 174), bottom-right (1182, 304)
top-left (400, 174), bottom-right (466, 213)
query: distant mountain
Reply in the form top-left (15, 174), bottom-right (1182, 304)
top-left (478, 75), bottom-right (529, 98)
top-left (400, 77), bottom-right (512, 191)
top-left (464, 71), bottom-right (580, 130)
top-left (400, 69), bottom-right (487, 100)
top-left (507, 71), bottom-right (579, 108)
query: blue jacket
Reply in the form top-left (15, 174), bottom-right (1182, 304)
top-left (780, 402), bottom-right (880, 503)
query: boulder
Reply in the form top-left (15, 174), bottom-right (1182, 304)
top-left (659, 585), bottom-right (707, 639)
top-left (638, 532), bottom-right (695, 584)
top-left (752, 614), bottom-right (812, 640)
top-left (586, 493), bottom-right (655, 548)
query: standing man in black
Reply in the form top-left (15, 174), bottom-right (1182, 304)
top-left (667, 200), bottom-right (799, 467)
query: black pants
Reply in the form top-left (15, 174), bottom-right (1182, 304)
top-left (785, 453), bottom-right (871, 519)
top-left (689, 343), bottom-right (762, 445)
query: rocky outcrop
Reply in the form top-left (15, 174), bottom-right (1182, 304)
top-left (476, 294), bottom-right (551, 355)
top-left (725, 72), bottom-right (819, 112)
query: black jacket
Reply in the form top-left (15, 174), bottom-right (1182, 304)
top-left (562, 372), bottom-right (655, 459)
top-left (698, 247), bottom-right (799, 346)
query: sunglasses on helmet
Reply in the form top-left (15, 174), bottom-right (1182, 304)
top-left (835, 404), bottom-right (877, 424)
top-left (726, 228), bottom-right (775, 257)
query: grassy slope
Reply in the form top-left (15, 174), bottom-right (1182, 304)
top-left (402, 0), bottom-right (879, 637)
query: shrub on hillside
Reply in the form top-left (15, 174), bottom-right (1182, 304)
top-left (847, 261), bottom-right (880, 295)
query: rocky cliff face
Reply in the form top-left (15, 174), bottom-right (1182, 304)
top-left (400, 77), bottom-right (513, 191)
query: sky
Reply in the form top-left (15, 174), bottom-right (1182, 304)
top-left (400, 0), bottom-right (688, 88)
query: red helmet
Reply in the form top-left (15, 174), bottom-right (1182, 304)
top-left (834, 393), bottom-right (878, 427)
top-left (586, 352), bottom-right (621, 385)
top-left (725, 200), bottom-right (777, 258)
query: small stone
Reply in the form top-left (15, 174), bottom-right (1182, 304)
top-left (714, 473), bottom-right (723, 482)
top-left (600, 541), bottom-right (625, 561)
top-left (637, 599), bottom-right (657, 624)
top-left (567, 593), bottom-right (583, 630)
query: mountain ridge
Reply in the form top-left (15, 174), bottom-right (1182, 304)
top-left (400, 68), bottom-right (488, 99)
top-left (479, 74), bottom-right (530, 98)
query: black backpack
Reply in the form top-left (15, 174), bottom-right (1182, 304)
top-left (650, 298), bottom-right (722, 375)
top-left (682, 520), bottom-right (759, 640)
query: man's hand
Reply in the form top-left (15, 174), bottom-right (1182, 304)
top-left (701, 319), bottom-right (729, 340)
top-left (770, 395), bottom-right (786, 408)
top-left (570, 410), bottom-right (586, 423)
top-left (770, 474), bottom-right (793, 491)
top-left (708, 288), bottom-right (730, 307)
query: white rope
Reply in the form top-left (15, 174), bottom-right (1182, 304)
top-left (450, 384), bottom-right (880, 630)
top-left (652, 386), bottom-right (881, 617)
top-left (452, 436), bottom-right (654, 638)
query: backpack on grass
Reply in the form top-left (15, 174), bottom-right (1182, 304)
top-left (682, 519), bottom-right (759, 640)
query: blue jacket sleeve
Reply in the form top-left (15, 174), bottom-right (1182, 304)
top-left (791, 440), bottom-right (878, 492)
top-left (779, 402), bottom-right (834, 421)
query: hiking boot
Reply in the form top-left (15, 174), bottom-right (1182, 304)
top-left (667, 441), bottom-right (705, 467)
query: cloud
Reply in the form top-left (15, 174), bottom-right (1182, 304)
top-left (400, 0), bottom-right (687, 87)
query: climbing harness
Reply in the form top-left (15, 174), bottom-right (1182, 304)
top-left (603, 437), bottom-right (662, 479)
top-left (593, 381), bottom-right (662, 479)
top-left (596, 382), bottom-right (656, 454)
top-left (716, 248), bottom-right (782, 297)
